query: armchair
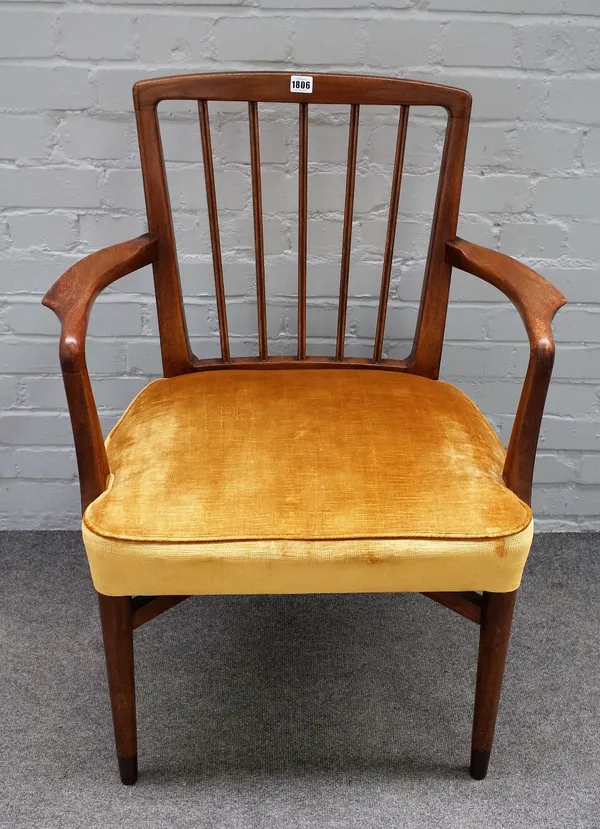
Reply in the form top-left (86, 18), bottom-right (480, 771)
top-left (43, 72), bottom-right (566, 785)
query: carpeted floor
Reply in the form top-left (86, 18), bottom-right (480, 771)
top-left (1, 531), bottom-right (598, 828)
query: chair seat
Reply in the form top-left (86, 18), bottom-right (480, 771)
top-left (83, 369), bottom-right (533, 596)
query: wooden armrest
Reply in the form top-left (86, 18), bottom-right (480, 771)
top-left (43, 234), bottom-right (158, 373)
top-left (445, 237), bottom-right (567, 505)
top-left (42, 234), bottom-right (158, 511)
top-left (446, 238), bottom-right (566, 347)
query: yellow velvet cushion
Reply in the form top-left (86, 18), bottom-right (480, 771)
top-left (82, 369), bottom-right (533, 596)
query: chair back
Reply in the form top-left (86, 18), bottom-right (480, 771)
top-left (134, 72), bottom-right (471, 378)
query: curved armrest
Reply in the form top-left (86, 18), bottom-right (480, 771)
top-left (43, 234), bottom-right (158, 373)
top-left (42, 234), bottom-right (158, 511)
top-left (446, 238), bottom-right (566, 347)
top-left (445, 237), bottom-right (567, 504)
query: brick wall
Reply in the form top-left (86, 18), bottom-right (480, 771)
top-left (0, 0), bottom-right (599, 529)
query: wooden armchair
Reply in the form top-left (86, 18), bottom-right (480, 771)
top-left (43, 73), bottom-right (566, 785)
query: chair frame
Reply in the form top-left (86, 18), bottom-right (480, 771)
top-left (43, 72), bottom-right (566, 785)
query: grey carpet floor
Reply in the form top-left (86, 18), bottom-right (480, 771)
top-left (1, 531), bottom-right (599, 829)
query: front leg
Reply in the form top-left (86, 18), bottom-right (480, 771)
top-left (97, 593), bottom-right (137, 785)
top-left (470, 590), bottom-right (517, 779)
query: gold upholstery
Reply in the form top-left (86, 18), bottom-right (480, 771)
top-left (83, 369), bottom-right (533, 596)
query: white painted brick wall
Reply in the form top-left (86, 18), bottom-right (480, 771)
top-left (1, 1), bottom-right (599, 530)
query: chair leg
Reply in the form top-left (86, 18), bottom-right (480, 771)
top-left (470, 589), bottom-right (517, 780)
top-left (97, 593), bottom-right (137, 785)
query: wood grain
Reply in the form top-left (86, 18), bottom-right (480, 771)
top-left (97, 593), bottom-right (137, 785)
top-left (134, 97), bottom-right (193, 377)
top-left (470, 590), bottom-right (518, 780)
top-left (134, 72), bottom-right (472, 113)
top-left (42, 234), bottom-right (157, 510)
top-left (336, 103), bottom-right (360, 361)
top-left (374, 105), bottom-right (409, 362)
top-left (298, 102), bottom-right (308, 360)
top-left (422, 590), bottom-right (482, 624)
top-left (132, 596), bottom-right (189, 629)
top-left (198, 100), bottom-right (230, 362)
top-left (407, 109), bottom-right (471, 379)
top-left (446, 238), bottom-right (567, 504)
top-left (248, 101), bottom-right (268, 360)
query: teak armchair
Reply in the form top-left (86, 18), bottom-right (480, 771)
top-left (43, 72), bottom-right (566, 785)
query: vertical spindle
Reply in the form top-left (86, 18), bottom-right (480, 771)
top-left (336, 104), bottom-right (360, 361)
top-left (298, 102), bottom-right (308, 360)
top-left (373, 105), bottom-right (409, 362)
top-left (248, 101), bottom-right (268, 360)
top-left (198, 100), bottom-right (230, 362)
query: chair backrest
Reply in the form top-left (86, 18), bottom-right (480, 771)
top-left (133, 72), bottom-right (471, 380)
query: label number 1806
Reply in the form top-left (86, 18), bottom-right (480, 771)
top-left (290, 75), bottom-right (313, 94)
